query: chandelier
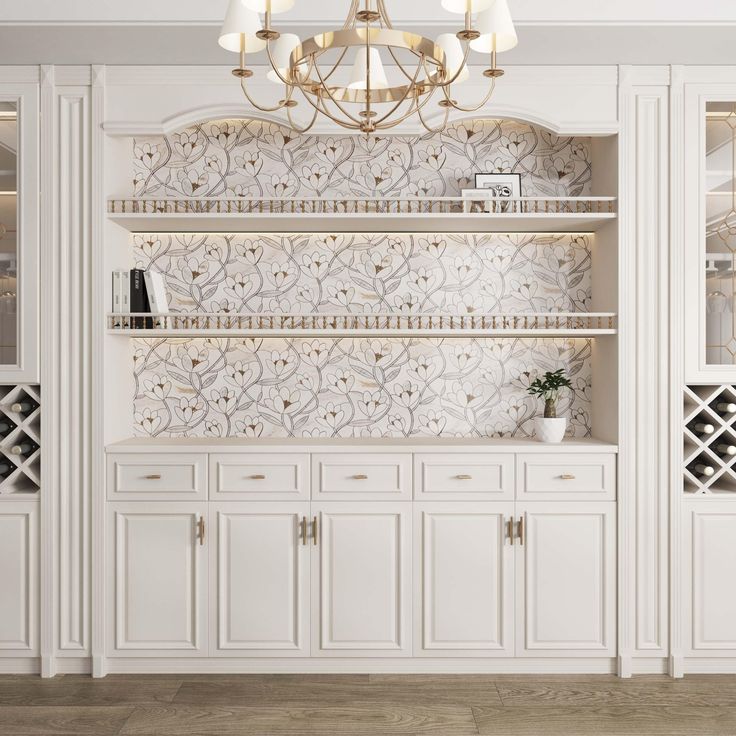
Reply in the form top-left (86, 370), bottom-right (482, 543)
top-left (218, 0), bottom-right (517, 134)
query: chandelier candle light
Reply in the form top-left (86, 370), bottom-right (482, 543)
top-left (218, 0), bottom-right (518, 133)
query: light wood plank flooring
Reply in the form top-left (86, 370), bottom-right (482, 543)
top-left (0, 674), bottom-right (735, 735)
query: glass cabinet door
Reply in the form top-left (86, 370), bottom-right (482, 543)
top-left (0, 86), bottom-right (38, 383)
top-left (705, 102), bottom-right (736, 365)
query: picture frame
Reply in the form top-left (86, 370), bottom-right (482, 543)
top-left (473, 172), bottom-right (522, 198)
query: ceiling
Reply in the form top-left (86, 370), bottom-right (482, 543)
top-left (0, 0), bottom-right (734, 66)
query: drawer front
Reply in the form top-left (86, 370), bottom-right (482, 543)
top-left (516, 453), bottom-right (616, 501)
top-left (312, 453), bottom-right (411, 500)
top-left (107, 453), bottom-right (207, 501)
top-left (210, 454), bottom-right (309, 500)
top-left (414, 453), bottom-right (514, 500)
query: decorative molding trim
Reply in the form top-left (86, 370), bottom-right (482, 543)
top-left (104, 104), bottom-right (618, 138)
top-left (40, 64), bottom-right (57, 679)
top-left (90, 64), bottom-right (106, 680)
top-left (54, 66), bottom-right (93, 87)
top-left (56, 90), bottom-right (91, 655)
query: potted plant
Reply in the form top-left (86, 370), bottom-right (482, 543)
top-left (527, 368), bottom-right (572, 443)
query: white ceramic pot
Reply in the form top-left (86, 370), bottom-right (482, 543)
top-left (534, 417), bottom-right (567, 443)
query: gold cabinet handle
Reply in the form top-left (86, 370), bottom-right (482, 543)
top-left (506, 516), bottom-right (514, 544)
top-left (249, 474), bottom-right (266, 480)
top-left (455, 474), bottom-right (473, 480)
top-left (311, 516), bottom-right (318, 545)
top-left (559, 474), bottom-right (576, 480)
top-left (352, 474), bottom-right (368, 480)
top-left (516, 516), bottom-right (524, 545)
top-left (299, 516), bottom-right (308, 546)
top-left (196, 516), bottom-right (205, 546)
top-left (144, 474), bottom-right (162, 480)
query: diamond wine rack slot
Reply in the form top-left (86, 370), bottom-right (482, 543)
top-left (0, 384), bottom-right (40, 495)
top-left (684, 384), bottom-right (736, 495)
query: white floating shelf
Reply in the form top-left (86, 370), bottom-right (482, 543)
top-left (107, 196), bottom-right (617, 234)
top-left (106, 312), bottom-right (617, 338)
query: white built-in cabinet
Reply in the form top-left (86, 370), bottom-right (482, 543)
top-left (105, 444), bottom-right (616, 664)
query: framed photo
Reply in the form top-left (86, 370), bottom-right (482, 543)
top-left (473, 172), bottom-right (522, 198)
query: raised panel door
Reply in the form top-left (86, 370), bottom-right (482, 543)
top-left (414, 502), bottom-right (514, 656)
top-left (210, 502), bottom-right (310, 656)
top-left (516, 502), bottom-right (615, 656)
top-left (311, 502), bottom-right (411, 656)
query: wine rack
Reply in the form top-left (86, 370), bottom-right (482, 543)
top-left (0, 384), bottom-right (40, 495)
top-left (684, 384), bottom-right (736, 494)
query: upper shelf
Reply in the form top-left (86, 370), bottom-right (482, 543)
top-left (107, 312), bottom-right (617, 338)
top-left (107, 196), bottom-right (618, 234)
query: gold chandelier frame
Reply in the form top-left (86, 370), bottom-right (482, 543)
top-left (232, 0), bottom-right (503, 134)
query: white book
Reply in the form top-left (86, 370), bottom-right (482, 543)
top-left (144, 270), bottom-right (168, 314)
top-left (112, 270), bottom-right (122, 312)
top-left (121, 271), bottom-right (130, 312)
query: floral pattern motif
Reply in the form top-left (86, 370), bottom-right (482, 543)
top-left (133, 232), bottom-right (591, 315)
top-left (133, 119), bottom-right (592, 199)
top-left (132, 337), bottom-right (592, 439)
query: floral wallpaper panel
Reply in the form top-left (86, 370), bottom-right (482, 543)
top-left (133, 232), bottom-right (591, 316)
top-left (133, 337), bottom-right (592, 439)
top-left (132, 118), bottom-right (592, 200)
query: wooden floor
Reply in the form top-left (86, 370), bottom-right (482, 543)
top-left (0, 673), bottom-right (735, 735)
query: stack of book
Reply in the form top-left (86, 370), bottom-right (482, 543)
top-left (111, 269), bottom-right (168, 328)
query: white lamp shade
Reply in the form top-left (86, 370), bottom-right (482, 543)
top-left (469, 0), bottom-right (518, 53)
top-left (242, 0), bottom-right (295, 13)
top-left (436, 33), bottom-right (469, 83)
top-left (219, 0), bottom-right (267, 53)
top-left (266, 33), bottom-right (302, 82)
top-left (348, 47), bottom-right (389, 91)
top-left (441, 0), bottom-right (494, 14)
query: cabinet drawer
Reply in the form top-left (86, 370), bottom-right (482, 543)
top-left (210, 454), bottom-right (309, 500)
top-left (414, 453), bottom-right (514, 500)
top-left (107, 453), bottom-right (207, 501)
top-left (312, 453), bottom-right (411, 500)
top-left (516, 453), bottom-right (616, 501)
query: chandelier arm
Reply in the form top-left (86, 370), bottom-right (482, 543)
top-left (264, 40), bottom-right (297, 87)
top-left (374, 82), bottom-right (446, 129)
top-left (385, 45), bottom-right (427, 83)
top-left (417, 99), bottom-right (451, 135)
top-left (292, 74), bottom-right (362, 130)
top-left (310, 58), bottom-right (367, 126)
top-left (422, 42), bottom-right (472, 88)
top-left (314, 46), bottom-right (351, 83)
top-left (239, 77), bottom-right (295, 113)
top-left (376, 0), bottom-right (393, 29)
top-left (370, 55), bottom-right (430, 126)
top-left (286, 100), bottom-right (320, 133)
top-left (344, 0), bottom-right (360, 28)
top-left (438, 76), bottom-right (497, 113)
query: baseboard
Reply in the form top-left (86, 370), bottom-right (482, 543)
top-left (631, 657), bottom-right (668, 674)
top-left (684, 658), bottom-right (736, 674)
top-left (103, 657), bottom-right (619, 675)
top-left (0, 658), bottom-right (39, 674)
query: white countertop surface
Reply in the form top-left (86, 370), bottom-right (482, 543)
top-left (106, 437), bottom-right (618, 453)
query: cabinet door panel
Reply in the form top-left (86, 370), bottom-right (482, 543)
top-left (312, 502), bottom-right (411, 656)
top-left (211, 502), bottom-right (309, 656)
top-left (517, 502), bottom-right (615, 656)
top-left (685, 502), bottom-right (736, 654)
top-left (210, 454), bottom-right (309, 501)
top-left (414, 502), bottom-right (514, 656)
top-left (312, 454), bottom-right (411, 500)
top-left (414, 454), bottom-right (514, 501)
top-left (108, 503), bottom-right (207, 656)
top-left (0, 501), bottom-right (37, 654)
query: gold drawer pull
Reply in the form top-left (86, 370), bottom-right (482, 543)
top-left (516, 516), bottom-right (524, 545)
top-left (312, 516), bottom-right (318, 545)
top-left (559, 474), bottom-right (576, 480)
top-left (299, 516), bottom-right (308, 546)
top-left (352, 474), bottom-right (368, 480)
top-left (144, 474), bottom-right (162, 480)
top-left (455, 474), bottom-right (473, 480)
top-left (249, 474), bottom-right (266, 480)
top-left (506, 517), bottom-right (514, 544)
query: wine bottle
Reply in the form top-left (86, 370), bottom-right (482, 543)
top-left (10, 441), bottom-right (36, 457)
top-left (716, 401), bottom-right (736, 414)
top-left (688, 420), bottom-right (715, 435)
top-left (0, 460), bottom-right (12, 476)
top-left (717, 443), bottom-right (736, 456)
top-left (11, 400), bottom-right (37, 416)
top-left (689, 462), bottom-right (715, 478)
top-left (0, 419), bottom-right (15, 436)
